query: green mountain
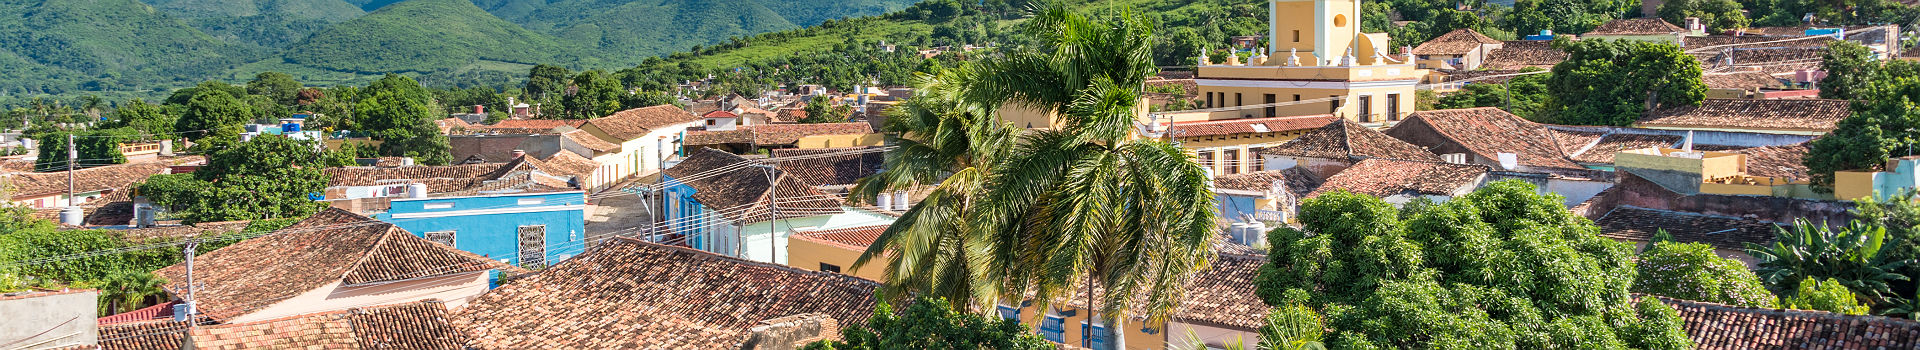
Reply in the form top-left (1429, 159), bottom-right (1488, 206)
top-left (495, 0), bottom-right (918, 64)
top-left (144, 0), bottom-right (367, 49)
top-left (0, 0), bottom-right (249, 95)
top-left (281, 0), bottom-right (590, 74)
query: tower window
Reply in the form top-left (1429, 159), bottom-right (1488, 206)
top-left (1235, 93), bottom-right (1243, 107)
top-left (1292, 30), bottom-right (1301, 42)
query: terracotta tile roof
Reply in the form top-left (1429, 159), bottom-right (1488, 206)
top-left (115, 221), bottom-right (251, 242)
top-left (1699, 47), bottom-right (1825, 68)
top-left (792, 225), bottom-right (887, 250)
top-left (1413, 28), bottom-right (1503, 55)
top-left (1167, 114), bottom-right (1339, 138)
top-left (1569, 133), bottom-right (1683, 164)
top-left (748, 123), bottom-right (874, 145)
top-left (561, 129), bottom-right (619, 153)
top-left (1587, 18), bottom-right (1684, 36)
top-left (430, 157), bottom-right (580, 196)
top-left (151, 209), bottom-right (517, 321)
top-left (434, 118), bottom-right (472, 134)
top-left (768, 147), bottom-right (885, 187)
top-left (98, 300), bottom-right (468, 350)
top-left (1482, 40), bottom-right (1568, 69)
top-left (1727, 143), bottom-right (1812, 182)
top-left (1639, 99), bottom-right (1851, 132)
top-left (32, 200), bottom-right (136, 226)
top-left (325, 163), bottom-right (502, 187)
top-left (689, 100), bottom-right (723, 115)
top-left (3, 162), bottom-right (171, 198)
top-left (534, 151), bottom-right (599, 180)
top-left (1261, 119), bottom-right (1441, 162)
top-left (1387, 107), bottom-right (1585, 170)
top-left (1593, 206), bottom-right (1780, 251)
top-left (776, 107), bottom-right (808, 123)
top-left (1701, 72), bottom-right (1790, 90)
top-left (684, 129), bottom-right (755, 145)
top-left (1307, 158), bottom-right (1490, 198)
top-left (453, 238), bottom-right (882, 349)
top-left (583, 105), bottom-right (702, 140)
top-left (1171, 253), bottom-right (1268, 329)
top-left (703, 110), bottom-right (739, 119)
top-left (484, 119), bottom-right (584, 129)
top-left (99, 300), bottom-right (180, 325)
top-left (1656, 295), bottom-right (1920, 349)
top-left (1212, 167), bottom-right (1322, 198)
top-left (663, 148), bottom-right (844, 222)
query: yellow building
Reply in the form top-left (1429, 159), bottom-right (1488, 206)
top-left (1187, 0), bottom-right (1426, 125)
top-left (787, 225), bottom-right (892, 282)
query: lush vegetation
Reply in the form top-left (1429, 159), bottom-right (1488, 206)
top-left (803, 297), bottom-right (1053, 350)
top-left (1544, 39), bottom-right (1706, 126)
top-left (285, 0), bottom-right (588, 74)
top-left (1435, 68), bottom-right (1551, 120)
top-left (1254, 181), bottom-right (1692, 348)
top-left (136, 135), bottom-right (353, 224)
top-left (1805, 43), bottom-right (1920, 187)
top-left (1782, 278), bottom-right (1875, 315)
top-left (1747, 220), bottom-right (1912, 308)
top-left (1634, 240), bottom-right (1778, 308)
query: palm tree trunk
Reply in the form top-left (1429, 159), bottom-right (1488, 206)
top-left (1106, 316), bottom-right (1129, 350)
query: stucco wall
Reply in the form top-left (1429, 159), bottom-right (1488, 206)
top-left (0, 290), bottom-right (98, 350)
top-left (795, 134), bottom-right (886, 149)
top-left (786, 237), bottom-right (888, 282)
top-left (230, 272), bottom-right (490, 324)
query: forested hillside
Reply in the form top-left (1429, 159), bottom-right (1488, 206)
top-left (0, 0), bottom-right (251, 96)
top-left (283, 0), bottom-right (591, 74)
top-left (143, 0), bottom-right (366, 49)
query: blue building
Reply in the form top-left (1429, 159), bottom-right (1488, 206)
top-left (376, 190), bottom-right (589, 267)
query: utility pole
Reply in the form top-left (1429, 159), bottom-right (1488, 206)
top-left (65, 133), bottom-right (75, 205)
top-left (757, 162), bottom-right (779, 264)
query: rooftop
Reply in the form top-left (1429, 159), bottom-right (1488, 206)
top-left (1386, 107), bottom-right (1585, 170)
top-left (663, 148), bottom-right (845, 223)
top-left (1565, 133), bottom-right (1684, 164)
top-left (97, 300), bottom-right (468, 350)
top-left (1412, 28), bottom-right (1504, 55)
top-left (1261, 119), bottom-right (1441, 162)
top-left (1307, 158), bottom-right (1491, 198)
top-left (685, 123), bottom-right (874, 146)
top-left (453, 238), bottom-right (881, 349)
top-left (1587, 18), bottom-right (1685, 36)
top-left (1166, 114), bottom-right (1338, 138)
top-left (768, 146), bottom-right (885, 187)
top-left (1212, 167), bottom-right (1323, 198)
top-left (1657, 296), bottom-right (1920, 349)
top-left (481, 119), bottom-right (585, 131)
top-left (561, 129), bottom-right (620, 153)
top-left (1592, 206), bottom-right (1780, 251)
top-left (4, 161), bottom-right (172, 199)
top-left (582, 105), bottom-right (703, 140)
top-left (1481, 40), bottom-right (1568, 70)
top-left (791, 224), bottom-right (888, 251)
top-left (1639, 99), bottom-right (1852, 133)
top-left (151, 209), bottom-right (517, 321)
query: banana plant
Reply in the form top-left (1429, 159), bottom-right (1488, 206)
top-left (1746, 219), bottom-right (1915, 306)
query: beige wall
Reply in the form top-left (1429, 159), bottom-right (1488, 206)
top-left (787, 236), bottom-right (888, 282)
top-left (1011, 303), bottom-right (1168, 350)
top-left (1192, 84), bottom-right (1418, 123)
top-left (795, 134), bottom-right (887, 149)
top-left (1182, 130), bottom-right (1312, 176)
top-left (230, 271), bottom-right (491, 324)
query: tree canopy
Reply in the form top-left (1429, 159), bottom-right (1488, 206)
top-left (354, 74), bottom-right (452, 165)
top-left (804, 297), bottom-right (1053, 350)
top-left (137, 135), bottom-right (350, 224)
top-left (1633, 240), bottom-right (1778, 308)
top-left (1255, 180), bottom-right (1692, 349)
top-left (1545, 39), bottom-right (1705, 126)
top-left (1805, 58), bottom-right (1920, 188)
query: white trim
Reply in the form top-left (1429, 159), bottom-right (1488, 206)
top-left (391, 190), bottom-right (586, 202)
top-left (1195, 78), bottom-right (1419, 89)
top-left (391, 204), bottom-right (588, 219)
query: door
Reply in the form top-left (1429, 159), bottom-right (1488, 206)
top-left (519, 225), bottom-right (547, 267)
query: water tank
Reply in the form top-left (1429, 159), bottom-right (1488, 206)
top-left (892, 191), bottom-right (910, 211)
top-left (282, 123), bottom-right (301, 133)
top-left (1243, 222), bottom-right (1267, 246)
top-left (58, 206), bottom-right (84, 226)
top-left (135, 204), bottom-right (156, 228)
top-left (1229, 223), bottom-right (1250, 244)
top-left (875, 192), bottom-right (894, 210)
top-left (405, 183), bottom-right (429, 199)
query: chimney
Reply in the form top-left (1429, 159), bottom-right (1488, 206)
top-left (474, 105), bottom-right (485, 114)
top-left (511, 149), bottom-right (527, 158)
top-left (1687, 17), bottom-right (1704, 34)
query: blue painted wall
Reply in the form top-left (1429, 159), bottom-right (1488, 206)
top-left (661, 174), bottom-right (710, 250)
top-left (1216, 194), bottom-right (1259, 222)
top-left (377, 191), bottom-right (588, 267)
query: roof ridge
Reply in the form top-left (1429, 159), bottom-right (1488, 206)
top-left (1649, 294), bottom-right (1920, 324)
top-left (606, 236), bottom-right (883, 285)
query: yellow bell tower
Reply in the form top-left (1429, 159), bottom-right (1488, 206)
top-left (1171, 0), bottom-right (1425, 125)
top-left (1269, 0), bottom-right (1360, 65)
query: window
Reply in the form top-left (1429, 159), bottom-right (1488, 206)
top-left (1197, 151), bottom-right (1215, 169)
top-left (424, 202), bottom-right (454, 209)
top-left (1264, 94), bottom-right (1276, 117)
top-left (1040, 315), bottom-right (1066, 343)
top-left (996, 305), bottom-right (1021, 320)
top-left (426, 231), bottom-right (456, 247)
top-left (1081, 321), bottom-right (1111, 350)
top-left (1235, 93), bottom-right (1243, 107)
top-left (1293, 94), bottom-right (1301, 102)
top-left (819, 263), bottom-right (841, 273)
top-left (1205, 91), bottom-right (1214, 108)
top-left (1359, 95), bottom-right (1373, 122)
top-left (705, 119), bottom-right (715, 126)
top-left (1387, 94), bottom-right (1402, 120)
top-left (1292, 30), bottom-right (1301, 42)
top-left (517, 198), bottom-right (544, 205)
top-left (1225, 149), bottom-right (1242, 174)
top-left (1330, 96), bottom-right (1342, 114)
top-left (519, 225), bottom-right (547, 267)
top-left (1248, 147), bottom-right (1267, 169)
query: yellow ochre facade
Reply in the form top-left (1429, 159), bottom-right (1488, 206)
top-left (1188, 0), bottom-right (1425, 124)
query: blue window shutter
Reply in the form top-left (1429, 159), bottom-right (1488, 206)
top-left (1040, 316), bottom-right (1065, 343)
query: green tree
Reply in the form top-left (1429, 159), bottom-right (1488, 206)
top-left (246, 72), bottom-right (303, 106)
top-left (1634, 241), bottom-right (1779, 308)
top-left (525, 64), bottom-right (574, 100)
top-left (1546, 39), bottom-right (1706, 126)
top-left (137, 135), bottom-right (346, 223)
top-left (1255, 181), bottom-right (1692, 348)
top-left (621, 91), bottom-right (680, 110)
top-left (354, 75), bottom-right (451, 165)
top-left (1817, 42), bottom-right (1880, 101)
top-left (1658, 0), bottom-right (1749, 33)
top-left (562, 70), bottom-right (624, 119)
top-left (98, 271), bottom-right (167, 314)
top-left (804, 297), bottom-right (1052, 350)
top-left (1747, 220), bottom-right (1913, 307)
top-left (111, 99), bottom-right (176, 139)
top-left (800, 95), bottom-right (852, 123)
top-left (1852, 190), bottom-right (1920, 303)
top-left (1256, 303), bottom-right (1328, 350)
top-left (1436, 69), bottom-right (1552, 120)
top-left (1782, 278), bottom-right (1873, 315)
top-left (33, 129), bottom-right (131, 172)
top-left (176, 88), bottom-right (255, 142)
top-left (1805, 59), bottom-right (1920, 188)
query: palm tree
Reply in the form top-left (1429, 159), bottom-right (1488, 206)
top-left (1746, 219), bottom-right (1914, 306)
top-left (99, 271), bottom-right (168, 315)
top-left (850, 65), bottom-right (1017, 306)
top-left (961, 5), bottom-right (1217, 349)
